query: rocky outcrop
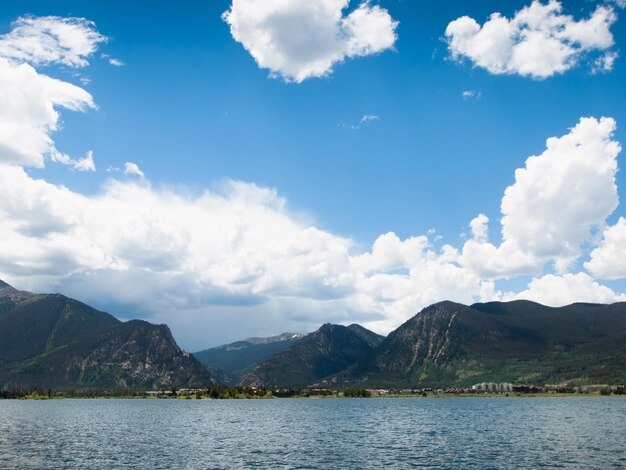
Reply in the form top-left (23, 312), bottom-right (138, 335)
top-left (332, 300), bottom-right (626, 388)
top-left (0, 280), bottom-right (217, 389)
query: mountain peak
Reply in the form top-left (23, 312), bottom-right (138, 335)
top-left (427, 300), bottom-right (468, 310)
top-left (242, 332), bottom-right (304, 345)
top-left (335, 300), bottom-right (626, 388)
top-left (318, 322), bottom-right (338, 332)
top-left (0, 280), bottom-right (19, 297)
top-left (240, 322), bottom-right (378, 388)
top-left (347, 324), bottom-right (385, 348)
top-left (0, 285), bottom-right (217, 389)
top-left (193, 332), bottom-right (306, 382)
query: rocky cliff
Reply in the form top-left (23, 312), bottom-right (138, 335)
top-left (0, 281), bottom-right (217, 389)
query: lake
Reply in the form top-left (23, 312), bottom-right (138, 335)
top-left (1, 397), bottom-right (625, 468)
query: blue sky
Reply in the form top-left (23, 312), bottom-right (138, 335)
top-left (9, 0), bottom-right (626, 242)
top-left (1, 0), bottom-right (626, 349)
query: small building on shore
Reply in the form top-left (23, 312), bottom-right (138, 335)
top-left (471, 382), bottom-right (513, 393)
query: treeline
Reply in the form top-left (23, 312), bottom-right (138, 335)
top-left (601, 386), bottom-right (626, 395)
top-left (0, 386), bottom-right (264, 399)
top-left (1, 385), bottom-right (374, 399)
top-left (0, 386), bottom-right (148, 399)
top-left (188, 386), bottom-right (268, 399)
top-left (343, 388), bottom-right (372, 398)
top-left (3, 385), bottom-right (626, 399)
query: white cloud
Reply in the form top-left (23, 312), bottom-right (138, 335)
top-left (462, 90), bottom-right (481, 100)
top-left (593, 50), bottom-right (618, 73)
top-left (101, 53), bottom-right (124, 67)
top-left (446, 1), bottom-right (618, 78)
top-left (460, 212), bottom-right (545, 279)
top-left (504, 273), bottom-right (626, 305)
top-left (0, 16), bottom-right (106, 68)
top-left (585, 217), bottom-right (626, 280)
top-left (222, 0), bottom-right (398, 82)
top-left (0, 159), bottom-right (496, 340)
top-left (352, 114), bottom-right (379, 129)
top-left (500, 117), bottom-right (619, 270)
top-left (1, 16), bottom-right (626, 347)
top-left (0, 17), bottom-right (103, 168)
top-left (359, 114), bottom-right (379, 124)
top-left (50, 150), bottom-right (96, 172)
top-left (124, 162), bottom-right (144, 178)
top-left (462, 117), bottom-right (621, 278)
top-left (1, 114), bottom-right (625, 347)
top-left (461, 238), bottom-right (542, 279)
top-left (469, 214), bottom-right (489, 243)
top-left (0, 166), bottom-right (359, 318)
top-left (352, 232), bottom-right (431, 273)
top-left (0, 57), bottom-right (95, 168)
top-left (607, 0), bottom-right (626, 10)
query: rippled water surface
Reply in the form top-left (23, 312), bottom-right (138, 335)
top-left (1, 397), bottom-right (625, 469)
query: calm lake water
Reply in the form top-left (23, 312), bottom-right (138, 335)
top-left (1, 397), bottom-right (625, 469)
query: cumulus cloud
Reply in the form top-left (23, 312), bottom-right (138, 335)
top-left (0, 166), bottom-right (355, 315)
top-left (0, 114), bottom-right (626, 347)
top-left (461, 237), bottom-right (542, 280)
top-left (1, 114), bottom-right (626, 346)
top-left (462, 117), bottom-right (621, 277)
top-left (445, 1), bottom-right (618, 78)
top-left (469, 214), bottom-right (489, 243)
top-left (394, 116), bottom-right (625, 317)
top-left (501, 117), bottom-right (619, 269)
top-left (352, 232), bottom-right (431, 273)
top-left (0, 57), bottom-right (95, 168)
top-left (0, 166), bottom-right (352, 295)
top-left (124, 162), bottom-right (144, 178)
top-left (0, 17), bottom-right (103, 168)
top-left (2, 14), bottom-right (626, 347)
top-left (0, 161), bottom-right (498, 339)
top-left (593, 50), bottom-right (618, 73)
top-left (222, 0), bottom-right (398, 82)
top-left (0, 16), bottom-right (106, 67)
top-left (50, 150), bottom-right (96, 172)
top-left (504, 273), bottom-right (626, 305)
top-left (585, 217), bottom-right (626, 279)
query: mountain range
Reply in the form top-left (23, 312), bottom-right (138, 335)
top-left (193, 332), bottom-right (305, 384)
top-left (327, 300), bottom-right (626, 388)
top-left (2, 278), bottom-right (626, 390)
top-left (203, 300), bottom-right (626, 388)
top-left (0, 280), bottom-right (216, 389)
top-left (238, 324), bottom-right (384, 388)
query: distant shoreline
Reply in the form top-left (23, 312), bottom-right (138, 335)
top-left (5, 391), bottom-right (625, 401)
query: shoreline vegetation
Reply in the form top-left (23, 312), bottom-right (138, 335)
top-left (2, 384), bottom-right (625, 400)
